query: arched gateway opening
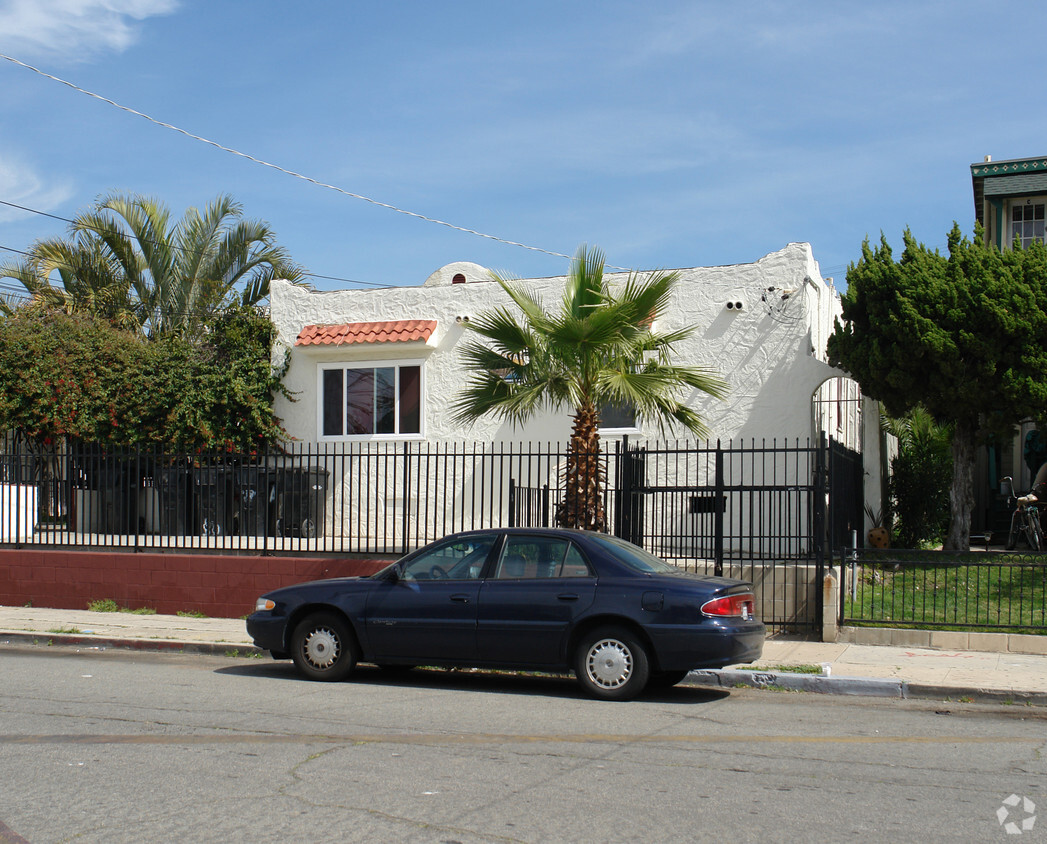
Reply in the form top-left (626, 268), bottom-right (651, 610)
top-left (813, 376), bottom-right (866, 551)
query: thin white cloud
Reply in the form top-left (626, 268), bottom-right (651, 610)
top-left (0, 150), bottom-right (72, 223)
top-left (0, 0), bottom-right (177, 60)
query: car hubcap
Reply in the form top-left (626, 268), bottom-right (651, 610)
top-left (302, 627), bottom-right (339, 669)
top-left (587, 638), bottom-right (632, 689)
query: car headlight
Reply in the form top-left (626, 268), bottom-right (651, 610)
top-left (255, 597), bottom-right (276, 613)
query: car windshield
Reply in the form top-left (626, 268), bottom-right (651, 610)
top-left (588, 534), bottom-right (679, 574)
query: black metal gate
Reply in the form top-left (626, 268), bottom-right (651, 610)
top-left (828, 439), bottom-right (864, 550)
top-left (509, 437), bottom-right (845, 634)
top-left (612, 439), bottom-right (829, 634)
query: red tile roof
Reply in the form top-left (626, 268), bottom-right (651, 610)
top-left (295, 319), bottom-right (438, 347)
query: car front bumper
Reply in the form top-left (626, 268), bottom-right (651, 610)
top-left (246, 611), bottom-right (289, 654)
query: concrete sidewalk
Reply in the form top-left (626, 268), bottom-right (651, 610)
top-left (2, 605), bottom-right (1046, 704)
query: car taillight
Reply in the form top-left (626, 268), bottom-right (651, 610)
top-left (700, 593), bottom-right (755, 620)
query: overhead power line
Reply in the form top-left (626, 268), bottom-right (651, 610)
top-left (0, 52), bottom-right (594, 268)
top-left (0, 198), bottom-right (389, 289)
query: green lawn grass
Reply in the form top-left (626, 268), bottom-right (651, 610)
top-left (843, 560), bottom-right (1047, 634)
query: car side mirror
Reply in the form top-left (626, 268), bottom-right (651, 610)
top-left (379, 563), bottom-right (403, 583)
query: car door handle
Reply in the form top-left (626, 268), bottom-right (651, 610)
top-left (450, 594), bottom-right (471, 603)
top-left (557, 593), bottom-right (579, 601)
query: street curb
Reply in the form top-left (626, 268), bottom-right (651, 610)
top-left (904, 683), bottom-right (1047, 707)
top-left (0, 631), bottom-right (264, 658)
top-left (688, 669), bottom-right (1047, 705)
top-left (689, 669), bottom-right (905, 698)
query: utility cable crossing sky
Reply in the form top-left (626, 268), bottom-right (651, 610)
top-left (0, 52), bottom-right (635, 272)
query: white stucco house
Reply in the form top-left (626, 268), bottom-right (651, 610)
top-left (266, 244), bottom-right (876, 629)
top-left (269, 242), bottom-right (864, 452)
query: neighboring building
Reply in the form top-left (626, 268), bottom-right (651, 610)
top-left (971, 155), bottom-right (1047, 532)
top-left (270, 242), bottom-right (862, 453)
top-left (971, 154), bottom-right (1047, 252)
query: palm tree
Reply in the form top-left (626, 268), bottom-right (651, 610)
top-left (0, 193), bottom-right (304, 337)
top-left (0, 227), bottom-right (139, 329)
top-left (452, 245), bottom-right (728, 531)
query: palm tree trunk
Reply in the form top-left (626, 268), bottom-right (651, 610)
top-left (557, 401), bottom-right (606, 531)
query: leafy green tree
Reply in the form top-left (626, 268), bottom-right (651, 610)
top-left (827, 225), bottom-right (1047, 550)
top-left (0, 193), bottom-right (304, 338)
top-left (451, 245), bottom-right (728, 531)
top-left (0, 306), bottom-right (289, 451)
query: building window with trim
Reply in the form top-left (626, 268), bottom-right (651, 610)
top-left (1010, 199), bottom-right (1046, 249)
top-left (321, 363), bottom-right (422, 438)
top-left (599, 400), bottom-right (638, 432)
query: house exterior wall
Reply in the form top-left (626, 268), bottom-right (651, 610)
top-left (269, 242), bottom-right (848, 447)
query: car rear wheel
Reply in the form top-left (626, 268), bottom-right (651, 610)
top-left (574, 626), bottom-right (650, 701)
top-left (291, 612), bottom-right (357, 681)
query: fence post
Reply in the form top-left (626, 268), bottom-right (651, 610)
top-left (813, 433), bottom-right (828, 621)
top-left (401, 441), bottom-right (411, 557)
top-left (714, 440), bottom-right (724, 577)
top-left (850, 529), bottom-right (859, 602)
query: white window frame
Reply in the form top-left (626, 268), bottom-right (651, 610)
top-left (1008, 196), bottom-right (1047, 249)
top-left (317, 358), bottom-right (425, 441)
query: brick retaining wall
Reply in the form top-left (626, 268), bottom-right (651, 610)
top-left (0, 549), bottom-right (389, 619)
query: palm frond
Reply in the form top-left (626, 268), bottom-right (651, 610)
top-left (453, 244), bottom-right (727, 441)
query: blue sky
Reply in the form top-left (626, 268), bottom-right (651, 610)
top-left (0, 1), bottom-right (1043, 295)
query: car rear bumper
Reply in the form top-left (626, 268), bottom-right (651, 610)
top-left (648, 621), bottom-right (766, 671)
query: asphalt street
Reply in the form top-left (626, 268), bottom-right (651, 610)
top-left (2, 646), bottom-right (1046, 843)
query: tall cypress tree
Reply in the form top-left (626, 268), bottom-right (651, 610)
top-left (828, 224), bottom-right (1047, 549)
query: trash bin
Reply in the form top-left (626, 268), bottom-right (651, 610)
top-left (193, 466), bottom-right (235, 536)
top-left (157, 465), bottom-right (192, 535)
top-left (139, 478), bottom-right (161, 534)
top-left (274, 467), bottom-right (329, 538)
top-left (99, 459), bottom-right (138, 534)
top-left (235, 465), bottom-right (277, 536)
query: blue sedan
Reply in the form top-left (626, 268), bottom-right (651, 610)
top-left (247, 528), bottom-right (765, 701)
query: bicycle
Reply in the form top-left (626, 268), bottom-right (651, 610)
top-left (1002, 476), bottom-right (1046, 552)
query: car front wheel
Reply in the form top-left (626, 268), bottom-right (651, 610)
top-left (574, 626), bottom-right (650, 701)
top-left (291, 612), bottom-right (357, 681)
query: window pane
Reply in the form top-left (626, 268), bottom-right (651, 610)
top-left (322, 369), bottom-right (343, 436)
top-left (346, 369), bottom-right (375, 435)
top-left (1013, 205), bottom-right (1026, 222)
top-left (560, 544), bottom-right (593, 577)
top-left (375, 367), bottom-right (395, 434)
top-left (600, 400), bottom-right (636, 429)
top-left (401, 535), bottom-right (495, 580)
top-left (399, 366), bottom-right (421, 434)
top-left (1036, 204), bottom-right (1045, 221)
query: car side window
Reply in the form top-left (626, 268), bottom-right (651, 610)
top-left (400, 535), bottom-right (495, 580)
top-left (559, 544), bottom-right (593, 578)
top-left (494, 537), bottom-right (593, 579)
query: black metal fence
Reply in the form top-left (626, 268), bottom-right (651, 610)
top-left (1, 437), bottom-right (845, 633)
top-left (839, 548), bottom-right (1047, 632)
